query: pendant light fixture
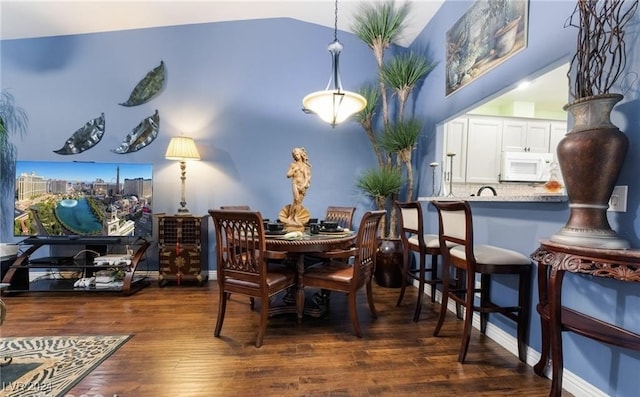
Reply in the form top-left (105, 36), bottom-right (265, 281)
top-left (302, 0), bottom-right (366, 127)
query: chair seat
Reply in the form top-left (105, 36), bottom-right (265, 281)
top-left (305, 262), bottom-right (353, 283)
top-left (450, 244), bottom-right (531, 265)
top-left (408, 234), bottom-right (458, 249)
top-left (225, 269), bottom-right (295, 291)
top-left (408, 234), bottom-right (440, 248)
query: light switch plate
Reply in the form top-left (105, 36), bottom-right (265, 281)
top-left (608, 185), bottom-right (628, 212)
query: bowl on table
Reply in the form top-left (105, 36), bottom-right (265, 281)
top-left (267, 222), bottom-right (285, 232)
top-left (320, 221), bottom-right (339, 231)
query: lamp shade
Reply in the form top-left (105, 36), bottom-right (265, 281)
top-left (165, 136), bottom-right (201, 161)
top-left (302, 89), bottom-right (367, 126)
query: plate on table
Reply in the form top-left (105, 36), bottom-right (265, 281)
top-left (319, 226), bottom-right (345, 234)
top-left (265, 230), bottom-right (287, 236)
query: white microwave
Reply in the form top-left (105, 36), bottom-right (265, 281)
top-left (500, 152), bottom-right (552, 182)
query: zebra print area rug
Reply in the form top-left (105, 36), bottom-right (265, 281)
top-left (0, 335), bottom-right (131, 397)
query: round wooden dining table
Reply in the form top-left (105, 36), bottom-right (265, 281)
top-left (265, 232), bottom-right (356, 322)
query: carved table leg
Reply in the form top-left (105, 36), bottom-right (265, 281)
top-left (534, 261), bottom-right (550, 375)
top-left (548, 265), bottom-right (566, 397)
top-left (296, 254), bottom-right (305, 324)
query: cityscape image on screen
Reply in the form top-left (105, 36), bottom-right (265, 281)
top-left (14, 161), bottom-right (153, 238)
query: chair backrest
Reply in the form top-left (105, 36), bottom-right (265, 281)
top-left (395, 200), bottom-right (425, 250)
top-left (220, 205), bottom-right (251, 210)
top-left (431, 200), bottom-right (474, 267)
top-left (325, 206), bottom-right (356, 229)
top-left (209, 209), bottom-right (268, 288)
top-left (351, 210), bottom-right (386, 289)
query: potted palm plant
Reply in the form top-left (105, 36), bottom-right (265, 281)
top-left (1, 92), bottom-right (29, 230)
top-left (351, 1), bottom-right (435, 286)
top-left (0, 90), bottom-right (28, 267)
top-left (550, 0), bottom-right (638, 249)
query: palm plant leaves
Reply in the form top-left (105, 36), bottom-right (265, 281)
top-left (353, 85), bottom-right (380, 126)
top-left (354, 85), bottom-right (385, 167)
top-left (382, 52), bottom-right (436, 120)
top-left (356, 165), bottom-right (403, 236)
top-left (0, 91), bottom-right (29, 168)
top-left (380, 119), bottom-right (422, 201)
top-left (351, 1), bottom-right (409, 63)
top-left (352, 1), bottom-right (410, 126)
top-left (380, 119), bottom-right (422, 160)
top-left (0, 90), bottom-right (29, 238)
top-left (0, 91), bottom-right (29, 149)
top-left (356, 166), bottom-right (403, 201)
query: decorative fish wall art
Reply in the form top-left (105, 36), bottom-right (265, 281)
top-left (119, 61), bottom-right (166, 107)
top-left (111, 110), bottom-right (160, 154)
top-left (53, 113), bottom-right (106, 155)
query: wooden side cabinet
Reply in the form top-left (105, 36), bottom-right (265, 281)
top-left (157, 215), bottom-right (209, 286)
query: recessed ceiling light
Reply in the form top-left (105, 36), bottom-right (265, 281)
top-left (517, 81), bottom-right (531, 90)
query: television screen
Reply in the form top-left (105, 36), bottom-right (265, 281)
top-left (14, 161), bottom-right (153, 238)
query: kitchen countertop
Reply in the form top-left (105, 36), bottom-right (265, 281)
top-left (418, 194), bottom-right (568, 203)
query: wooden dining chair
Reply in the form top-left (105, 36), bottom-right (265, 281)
top-left (219, 206), bottom-right (255, 305)
top-left (208, 209), bottom-right (296, 347)
top-left (324, 206), bottom-right (356, 229)
top-left (431, 200), bottom-right (532, 363)
top-left (302, 210), bottom-right (385, 338)
top-left (395, 200), bottom-right (443, 322)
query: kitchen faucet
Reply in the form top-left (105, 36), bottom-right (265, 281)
top-left (476, 185), bottom-right (497, 196)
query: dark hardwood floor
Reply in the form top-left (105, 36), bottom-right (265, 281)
top-left (1, 280), bottom-right (570, 396)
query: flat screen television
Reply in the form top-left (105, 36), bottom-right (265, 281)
top-left (14, 161), bottom-right (153, 239)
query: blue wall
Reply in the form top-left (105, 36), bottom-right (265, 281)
top-left (2, 2), bottom-right (639, 396)
top-left (1, 18), bottom-right (380, 253)
top-left (412, 1), bottom-right (639, 396)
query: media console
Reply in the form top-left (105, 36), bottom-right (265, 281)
top-left (1, 236), bottom-right (151, 296)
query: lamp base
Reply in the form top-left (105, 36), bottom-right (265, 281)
top-left (175, 207), bottom-right (191, 216)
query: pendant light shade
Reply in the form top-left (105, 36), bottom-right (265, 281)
top-left (302, 1), bottom-right (366, 127)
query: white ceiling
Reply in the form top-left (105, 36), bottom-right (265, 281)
top-left (0, 0), bottom-right (444, 47)
top-left (477, 63), bottom-right (569, 115)
top-left (1, 0), bottom-right (567, 112)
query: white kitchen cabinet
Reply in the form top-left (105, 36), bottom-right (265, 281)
top-left (549, 121), bottom-right (568, 161)
top-left (443, 117), bottom-right (468, 183)
top-left (502, 120), bottom-right (551, 153)
top-left (466, 117), bottom-right (502, 183)
top-left (443, 116), bottom-right (566, 185)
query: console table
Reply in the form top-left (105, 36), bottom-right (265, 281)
top-left (531, 240), bottom-right (640, 397)
top-left (1, 237), bottom-right (150, 296)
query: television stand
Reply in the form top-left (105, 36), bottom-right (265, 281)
top-left (1, 237), bottom-right (150, 296)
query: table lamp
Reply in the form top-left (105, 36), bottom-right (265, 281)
top-left (165, 135), bottom-right (200, 215)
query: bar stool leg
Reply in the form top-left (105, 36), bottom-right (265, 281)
top-left (458, 268), bottom-right (476, 363)
top-left (413, 252), bottom-right (426, 322)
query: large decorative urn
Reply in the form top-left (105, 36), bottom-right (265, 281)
top-left (550, 93), bottom-right (629, 249)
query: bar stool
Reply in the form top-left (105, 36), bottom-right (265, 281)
top-left (395, 201), bottom-right (443, 322)
top-left (431, 200), bottom-right (532, 363)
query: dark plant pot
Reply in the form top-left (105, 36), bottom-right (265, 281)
top-left (551, 93), bottom-right (629, 249)
top-left (374, 238), bottom-right (403, 288)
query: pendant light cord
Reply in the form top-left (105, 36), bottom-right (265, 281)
top-left (333, 0), bottom-right (339, 41)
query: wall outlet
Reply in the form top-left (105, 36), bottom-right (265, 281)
top-left (608, 185), bottom-right (628, 212)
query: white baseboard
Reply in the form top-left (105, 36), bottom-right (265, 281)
top-left (416, 281), bottom-right (607, 397)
